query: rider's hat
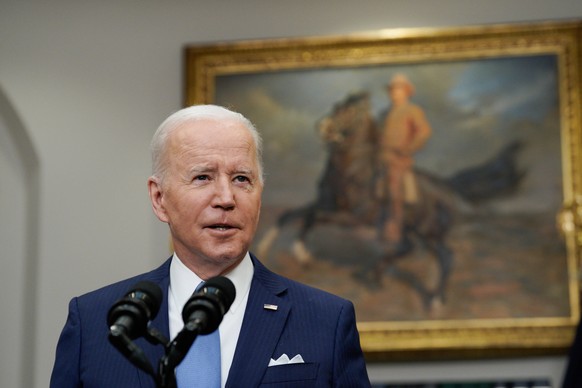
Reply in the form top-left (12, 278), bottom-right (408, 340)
top-left (387, 73), bottom-right (415, 96)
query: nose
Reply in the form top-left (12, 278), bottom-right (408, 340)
top-left (212, 177), bottom-right (235, 210)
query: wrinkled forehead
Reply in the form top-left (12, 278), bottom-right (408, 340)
top-left (170, 118), bottom-right (254, 147)
top-left (165, 119), bottom-right (258, 168)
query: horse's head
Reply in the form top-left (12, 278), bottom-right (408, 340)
top-left (317, 92), bottom-right (374, 145)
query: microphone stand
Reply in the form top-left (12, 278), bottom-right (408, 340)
top-left (127, 320), bottom-right (202, 388)
top-left (157, 320), bottom-right (203, 388)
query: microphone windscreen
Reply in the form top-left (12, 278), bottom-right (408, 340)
top-left (201, 276), bottom-right (236, 310)
top-left (181, 276), bottom-right (236, 334)
top-left (129, 281), bottom-right (164, 319)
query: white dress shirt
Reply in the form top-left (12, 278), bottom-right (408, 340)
top-left (168, 252), bottom-right (253, 388)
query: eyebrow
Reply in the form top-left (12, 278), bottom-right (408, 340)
top-left (232, 168), bottom-right (255, 176)
top-left (188, 164), bottom-right (214, 173)
top-left (187, 165), bottom-right (256, 177)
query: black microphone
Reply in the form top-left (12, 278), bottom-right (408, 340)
top-left (108, 280), bottom-right (163, 339)
top-left (107, 281), bottom-right (163, 376)
top-left (182, 276), bottom-right (236, 334)
top-left (157, 276), bottom-right (236, 385)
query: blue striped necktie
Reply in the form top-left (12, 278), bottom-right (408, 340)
top-left (175, 282), bottom-right (221, 388)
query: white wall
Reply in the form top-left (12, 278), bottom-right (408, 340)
top-left (0, 86), bottom-right (40, 388)
top-left (1, 1), bottom-right (581, 387)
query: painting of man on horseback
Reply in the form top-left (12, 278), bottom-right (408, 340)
top-left (212, 54), bottom-right (569, 322)
top-left (257, 76), bottom-right (526, 311)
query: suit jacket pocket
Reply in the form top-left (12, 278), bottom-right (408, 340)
top-left (261, 363), bottom-right (319, 384)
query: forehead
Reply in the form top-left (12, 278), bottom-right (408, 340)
top-left (167, 118), bottom-right (256, 160)
top-left (388, 82), bottom-right (408, 89)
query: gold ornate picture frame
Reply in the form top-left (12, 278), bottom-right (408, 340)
top-left (185, 20), bottom-right (582, 360)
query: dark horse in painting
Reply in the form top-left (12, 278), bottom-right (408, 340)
top-left (257, 92), bottom-right (524, 310)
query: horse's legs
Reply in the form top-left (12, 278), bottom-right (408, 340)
top-left (422, 202), bottom-right (455, 306)
top-left (255, 203), bottom-right (314, 264)
top-left (428, 239), bottom-right (454, 305)
top-left (256, 226), bottom-right (280, 259)
top-left (355, 236), bottom-right (414, 290)
top-left (292, 240), bottom-right (314, 265)
top-left (385, 265), bottom-right (436, 311)
top-left (291, 205), bottom-right (319, 265)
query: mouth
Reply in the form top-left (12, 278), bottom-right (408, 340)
top-left (207, 223), bottom-right (236, 231)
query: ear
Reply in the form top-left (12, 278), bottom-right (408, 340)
top-left (148, 176), bottom-right (169, 223)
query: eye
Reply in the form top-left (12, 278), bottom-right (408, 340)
top-left (234, 175), bottom-right (250, 183)
top-left (194, 175), bottom-right (210, 181)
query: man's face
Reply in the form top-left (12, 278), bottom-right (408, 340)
top-left (388, 84), bottom-right (409, 105)
top-left (149, 118), bottom-right (263, 278)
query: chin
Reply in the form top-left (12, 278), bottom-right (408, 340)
top-left (212, 248), bottom-right (246, 264)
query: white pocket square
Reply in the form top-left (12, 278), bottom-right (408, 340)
top-left (268, 353), bottom-right (305, 367)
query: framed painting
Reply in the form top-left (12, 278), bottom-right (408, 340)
top-left (184, 20), bottom-right (582, 360)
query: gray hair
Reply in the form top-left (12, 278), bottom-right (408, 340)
top-left (150, 104), bottom-right (264, 184)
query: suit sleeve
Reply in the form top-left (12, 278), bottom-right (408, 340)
top-left (563, 321), bottom-right (582, 388)
top-left (333, 301), bottom-right (371, 387)
top-left (50, 297), bottom-right (82, 388)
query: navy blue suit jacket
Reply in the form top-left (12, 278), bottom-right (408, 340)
top-left (50, 254), bottom-right (371, 387)
top-left (563, 319), bottom-right (582, 388)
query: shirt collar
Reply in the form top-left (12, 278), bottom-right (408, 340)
top-left (170, 252), bottom-right (254, 314)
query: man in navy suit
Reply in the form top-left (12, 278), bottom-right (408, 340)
top-left (50, 105), bottom-right (371, 387)
top-left (563, 319), bottom-right (582, 387)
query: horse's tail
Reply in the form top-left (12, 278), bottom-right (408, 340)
top-left (446, 140), bottom-right (525, 203)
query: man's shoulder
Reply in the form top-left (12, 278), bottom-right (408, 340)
top-left (284, 274), bottom-right (345, 301)
top-left (252, 255), bottom-right (351, 308)
top-left (76, 258), bottom-right (171, 306)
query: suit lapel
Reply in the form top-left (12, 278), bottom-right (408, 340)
top-left (226, 256), bottom-right (290, 387)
